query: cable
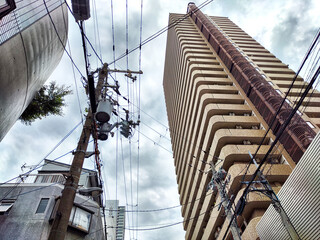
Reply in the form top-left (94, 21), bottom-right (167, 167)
top-left (42, 0), bottom-right (85, 78)
top-left (137, 129), bottom-right (173, 154)
top-left (92, 0), bottom-right (102, 63)
top-left (108, 0), bottom-right (213, 65)
top-left (137, 0), bottom-right (143, 226)
top-left (125, 202), bottom-right (219, 231)
top-left (239, 27), bottom-right (320, 189)
top-left (0, 169), bottom-right (94, 200)
top-left (110, 0), bottom-right (116, 67)
top-left (67, 39), bottom-right (84, 124)
top-left (228, 67), bottom-right (320, 240)
top-left (120, 138), bottom-right (132, 239)
top-left (0, 121), bottom-right (82, 186)
top-left (64, 0), bottom-right (103, 66)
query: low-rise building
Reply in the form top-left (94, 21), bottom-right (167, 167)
top-left (0, 160), bottom-right (104, 240)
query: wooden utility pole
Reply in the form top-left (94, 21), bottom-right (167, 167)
top-left (48, 63), bottom-right (108, 240)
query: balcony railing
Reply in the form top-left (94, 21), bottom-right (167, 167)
top-left (5, 173), bottom-right (66, 184)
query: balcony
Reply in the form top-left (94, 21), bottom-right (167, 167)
top-left (7, 173), bottom-right (66, 185)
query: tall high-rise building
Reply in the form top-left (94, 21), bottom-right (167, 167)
top-left (0, 0), bottom-right (68, 141)
top-left (105, 200), bottom-right (125, 240)
top-left (163, 3), bottom-right (319, 239)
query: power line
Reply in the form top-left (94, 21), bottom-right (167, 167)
top-left (64, 0), bottom-right (103, 65)
top-left (42, 0), bottom-right (85, 78)
top-left (0, 121), bottom-right (83, 186)
top-left (108, 0), bottom-right (214, 65)
top-left (125, 202), bottom-right (219, 231)
top-left (227, 67), bottom-right (320, 240)
top-left (239, 27), bottom-right (320, 190)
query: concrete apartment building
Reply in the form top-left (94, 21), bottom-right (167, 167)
top-left (0, 0), bottom-right (68, 141)
top-left (0, 160), bottom-right (104, 240)
top-left (105, 200), bottom-right (126, 240)
top-left (163, 3), bottom-right (319, 239)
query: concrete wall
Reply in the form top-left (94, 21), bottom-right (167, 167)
top-left (0, 1), bottom-right (68, 141)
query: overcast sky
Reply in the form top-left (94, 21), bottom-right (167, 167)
top-left (0, 0), bottom-right (319, 239)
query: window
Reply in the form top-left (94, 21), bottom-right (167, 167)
top-left (36, 198), bottom-right (49, 213)
top-left (0, 200), bottom-right (15, 215)
top-left (306, 121), bottom-right (315, 129)
top-left (69, 206), bottom-right (92, 232)
top-left (296, 110), bottom-right (302, 116)
top-left (0, 0), bottom-right (16, 19)
top-left (267, 81), bottom-right (274, 86)
top-left (285, 99), bottom-right (292, 105)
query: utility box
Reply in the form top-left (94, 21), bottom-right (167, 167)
top-left (71, 0), bottom-right (90, 21)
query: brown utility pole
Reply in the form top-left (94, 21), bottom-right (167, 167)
top-left (48, 63), bottom-right (108, 240)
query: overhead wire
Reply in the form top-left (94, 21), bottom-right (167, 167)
top-left (0, 121), bottom-right (82, 187)
top-left (108, 0), bottom-right (214, 65)
top-left (120, 138), bottom-right (132, 240)
top-left (64, 0), bottom-right (103, 66)
top-left (136, 0), bottom-right (143, 236)
top-left (238, 28), bottom-right (320, 189)
top-left (67, 39), bottom-right (85, 124)
top-left (92, 0), bottom-right (102, 62)
top-left (71, 200), bottom-right (221, 240)
top-left (221, 29), bottom-right (320, 240)
top-left (225, 67), bottom-right (320, 240)
top-left (42, 0), bottom-right (85, 78)
top-left (110, 0), bottom-right (116, 66)
top-left (113, 89), bottom-right (227, 165)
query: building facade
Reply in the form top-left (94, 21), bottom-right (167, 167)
top-left (0, 0), bottom-right (68, 141)
top-left (0, 160), bottom-right (104, 240)
top-left (105, 200), bottom-right (125, 240)
top-left (163, 3), bottom-right (319, 239)
top-left (256, 131), bottom-right (320, 239)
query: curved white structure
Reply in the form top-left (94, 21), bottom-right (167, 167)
top-left (0, 0), bottom-right (68, 141)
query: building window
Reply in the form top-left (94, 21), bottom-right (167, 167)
top-left (0, 200), bottom-right (15, 215)
top-left (296, 110), bottom-right (302, 116)
top-left (306, 121), bottom-right (315, 129)
top-left (285, 99), bottom-right (292, 105)
top-left (267, 81), bottom-right (274, 86)
top-left (109, 206), bottom-right (113, 216)
top-left (69, 206), bottom-right (92, 232)
top-left (0, 0), bottom-right (16, 19)
top-left (36, 198), bottom-right (49, 213)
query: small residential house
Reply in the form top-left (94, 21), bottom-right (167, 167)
top-left (0, 160), bottom-right (104, 240)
